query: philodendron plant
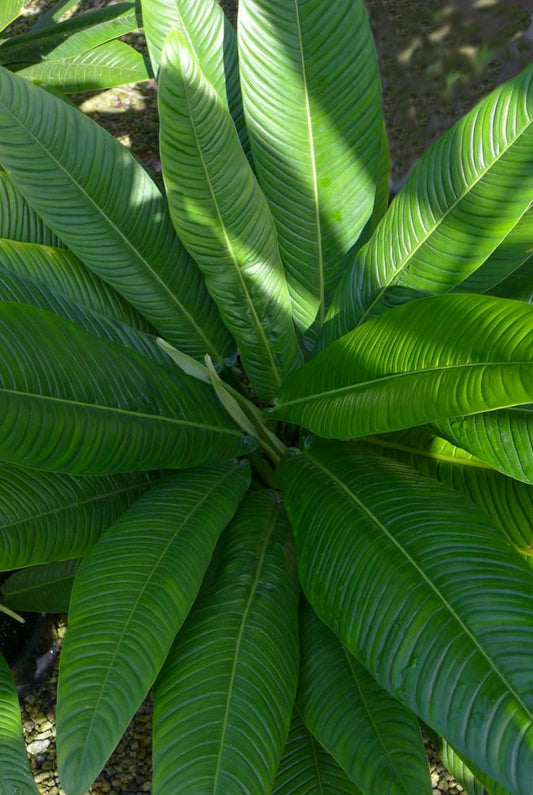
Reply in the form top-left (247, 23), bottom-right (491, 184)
top-left (0, 0), bottom-right (532, 793)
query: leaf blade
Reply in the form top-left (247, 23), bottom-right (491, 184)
top-left (153, 489), bottom-right (299, 795)
top-left (0, 654), bottom-right (39, 794)
top-left (0, 303), bottom-right (247, 474)
top-left (57, 463), bottom-right (250, 795)
top-left (238, 0), bottom-right (384, 331)
top-left (2, 559), bottom-right (79, 613)
top-left (298, 601), bottom-right (431, 795)
top-left (0, 465), bottom-right (151, 571)
top-left (272, 712), bottom-right (364, 795)
top-left (272, 294), bottom-right (533, 438)
top-left (277, 441), bottom-right (533, 794)
top-left (0, 65), bottom-right (231, 362)
top-left (18, 40), bottom-right (150, 91)
top-left (323, 65), bottom-right (533, 343)
top-left (158, 29), bottom-right (302, 397)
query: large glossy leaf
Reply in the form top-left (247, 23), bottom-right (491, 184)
top-left (0, 266), bottom-right (173, 366)
top-left (0, 303), bottom-right (248, 474)
top-left (455, 208), bottom-right (533, 294)
top-left (0, 2), bottom-right (138, 67)
top-left (298, 601), bottom-right (431, 795)
top-left (18, 40), bottom-right (150, 91)
top-left (57, 464), bottom-right (250, 795)
top-left (271, 294), bottom-right (533, 438)
top-left (435, 407), bottom-right (533, 485)
top-left (277, 441), bottom-right (533, 794)
top-left (0, 464), bottom-right (151, 571)
top-left (2, 559), bottom-right (79, 613)
top-left (362, 428), bottom-right (533, 553)
top-left (0, 170), bottom-right (61, 245)
top-left (322, 66), bottom-right (533, 344)
top-left (0, 238), bottom-right (150, 330)
top-left (238, 0), bottom-right (383, 332)
top-left (0, 66), bottom-right (232, 362)
top-left (272, 712), bottom-right (363, 795)
top-left (0, 653), bottom-right (39, 794)
top-left (153, 489), bottom-right (299, 794)
top-left (159, 30), bottom-right (302, 397)
top-left (141, 0), bottom-right (249, 156)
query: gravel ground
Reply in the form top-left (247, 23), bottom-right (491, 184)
top-left (19, 619), bottom-right (463, 795)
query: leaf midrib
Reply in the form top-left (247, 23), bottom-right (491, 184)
top-left (277, 359), bottom-right (533, 410)
top-left (211, 503), bottom-right (281, 792)
top-left (0, 478), bottom-right (146, 533)
top-left (306, 449), bottom-right (533, 724)
top-left (76, 466), bottom-right (240, 773)
top-left (363, 436), bottom-right (494, 470)
top-left (294, 0), bottom-right (324, 326)
top-left (343, 651), bottom-right (413, 795)
top-left (179, 53), bottom-right (282, 389)
top-left (358, 106), bottom-right (533, 326)
top-left (0, 387), bottom-right (242, 437)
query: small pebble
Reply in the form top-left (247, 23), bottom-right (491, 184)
top-left (27, 738), bottom-right (50, 755)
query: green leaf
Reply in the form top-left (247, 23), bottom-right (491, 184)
top-left (141, 0), bottom-right (249, 157)
top-left (158, 29), bottom-right (302, 397)
top-left (359, 120), bottom-right (391, 246)
top-left (0, 464), bottom-right (152, 571)
top-left (0, 2), bottom-right (138, 67)
top-left (0, 170), bottom-right (61, 245)
top-left (238, 0), bottom-right (384, 332)
top-left (57, 463), bottom-right (250, 795)
top-left (153, 489), bottom-right (299, 795)
top-left (0, 1), bottom-right (23, 36)
top-left (0, 303), bottom-right (248, 474)
top-left (454, 208), bottom-right (533, 294)
top-left (0, 266), bottom-right (174, 367)
top-left (511, 284), bottom-right (533, 303)
top-left (362, 428), bottom-right (533, 553)
top-left (323, 66), bottom-right (533, 344)
top-left (298, 601), bottom-right (431, 795)
top-left (271, 294), bottom-right (533, 438)
top-left (2, 559), bottom-right (79, 613)
top-left (0, 65), bottom-right (232, 363)
top-left (272, 712), bottom-right (363, 795)
top-left (488, 258), bottom-right (533, 298)
top-left (29, 0), bottom-right (86, 31)
top-left (425, 728), bottom-right (514, 795)
top-left (277, 441), bottom-right (533, 794)
top-left (435, 407), bottom-right (533, 485)
top-left (18, 40), bottom-right (150, 91)
top-left (0, 238), bottom-right (151, 331)
top-left (0, 653), bottom-right (39, 794)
